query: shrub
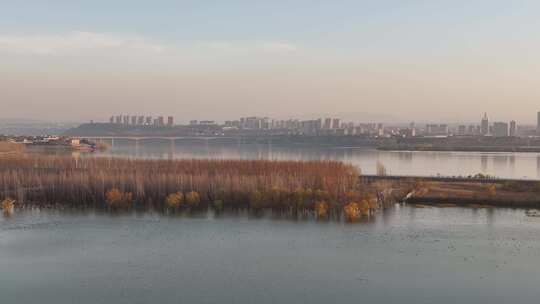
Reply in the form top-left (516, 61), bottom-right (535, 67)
top-left (105, 188), bottom-right (133, 209)
top-left (343, 202), bottom-right (361, 221)
top-left (165, 192), bottom-right (184, 210)
top-left (185, 191), bottom-right (200, 208)
top-left (1, 198), bottom-right (15, 211)
top-left (359, 200), bottom-right (370, 216)
top-left (315, 201), bottom-right (329, 218)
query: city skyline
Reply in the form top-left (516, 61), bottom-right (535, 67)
top-left (2, 1), bottom-right (540, 123)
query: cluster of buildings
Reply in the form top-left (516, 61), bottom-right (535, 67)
top-left (405, 113), bottom-right (520, 138)
top-left (450, 113), bottom-right (517, 137)
top-left (222, 117), bottom-right (384, 136)
top-left (109, 115), bottom-right (174, 127)
top-left (103, 112), bottom-right (540, 138)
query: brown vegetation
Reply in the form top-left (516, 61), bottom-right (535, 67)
top-left (407, 180), bottom-right (540, 208)
top-left (165, 192), bottom-right (184, 210)
top-left (314, 201), bottom-right (329, 218)
top-left (1, 198), bottom-right (15, 216)
top-left (343, 202), bottom-right (361, 221)
top-left (0, 155), bottom-right (383, 218)
top-left (105, 188), bottom-right (133, 210)
top-left (0, 142), bottom-right (24, 155)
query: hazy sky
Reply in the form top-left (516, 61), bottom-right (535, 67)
top-left (1, 0), bottom-right (539, 123)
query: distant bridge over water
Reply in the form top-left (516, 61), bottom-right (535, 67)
top-left (78, 136), bottom-right (238, 141)
top-left (76, 136), bottom-right (241, 147)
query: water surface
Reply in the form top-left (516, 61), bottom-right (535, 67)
top-left (2, 206), bottom-right (540, 304)
top-left (82, 140), bottom-right (540, 179)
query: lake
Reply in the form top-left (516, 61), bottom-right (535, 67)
top-left (84, 139), bottom-right (540, 180)
top-left (2, 206), bottom-right (540, 304)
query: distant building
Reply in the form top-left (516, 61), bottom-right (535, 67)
top-left (426, 124), bottom-right (448, 135)
top-left (190, 120), bottom-right (198, 125)
top-left (458, 125), bottom-right (466, 135)
top-left (331, 118), bottom-right (340, 130)
top-left (481, 113), bottom-right (489, 135)
top-left (145, 116), bottom-right (152, 125)
top-left (239, 117), bottom-right (269, 130)
top-left (137, 116), bottom-right (145, 125)
top-left (492, 122), bottom-right (509, 137)
top-left (509, 120), bottom-right (517, 137)
top-left (115, 116), bottom-right (122, 124)
top-left (167, 116), bottom-right (174, 126)
top-left (377, 123), bottom-right (384, 136)
top-left (200, 120), bottom-right (216, 125)
top-left (131, 116), bottom-right (137, 125)
top-left (155, 116), bottom-right (164, 126)
top-left (109, 116), bottom-right (114, 124)
top-left (323, 118), bottom-right (332, 130)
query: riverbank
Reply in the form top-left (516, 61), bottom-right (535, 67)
top-left (392, 178), bottom-right (540, 208)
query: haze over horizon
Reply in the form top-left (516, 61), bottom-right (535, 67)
top-left (1, 1), bottom-right (539, 124)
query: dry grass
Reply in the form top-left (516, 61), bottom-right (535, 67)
top-left (408, 180), bottom-right (540, 208)
top-left (0, 142), bottom-right (25, 155)
top-left (0, 155), bottom-right (377, 216)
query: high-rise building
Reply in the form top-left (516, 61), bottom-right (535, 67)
top-left (109, 116), bottom-right (114, 124)
top-left (115, 116), bottom-right (122, 124)
top-left (145, 116), bottom-right (152, 125)
top-left (331, 118), bottom-right (340, 129)
top-left (167, 116), bottom-right (174, 126)
top-left (458, 125), bottom-right (466, 135)
top-left (481, 113), bottom-right (489, 135)
top-left (137, 116), bottom-right (145, 125)
top-left (377, 123), bottom-right (384, 136)
top-left (509, 120), bottom-right (517, 137)
top-left (131, 116), bottom-right (137, 125)
top-left (492, 122), bottom-right (509, 137)
top-left (323, 118), bottom-right (332, 130)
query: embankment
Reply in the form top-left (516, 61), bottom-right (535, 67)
top-left (363, 176), bottom-right (540, 208)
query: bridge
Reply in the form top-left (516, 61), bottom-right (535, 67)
top-left (76, 136), bottom-right (241, 148)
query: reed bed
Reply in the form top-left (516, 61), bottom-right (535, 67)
top-left (0, 141), bottom-right (25, 155)
top-left (0, 155), bottom-right (379, 218)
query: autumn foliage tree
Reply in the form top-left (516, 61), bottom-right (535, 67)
top-left (105, 188), bottom-right (133, 210)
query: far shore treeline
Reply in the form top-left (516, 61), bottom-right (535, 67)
top-left (0, 155), bottom-right (386, 219)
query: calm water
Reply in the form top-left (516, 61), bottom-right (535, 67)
top-left (2, 206), bottom-right (540, 304)
top-left (84, 140), bottom-right (540, 180)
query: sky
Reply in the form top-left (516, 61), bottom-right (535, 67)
top-left (1, 0), bottom-right (539, 124)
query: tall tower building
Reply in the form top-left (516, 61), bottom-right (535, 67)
top-left (509, 120), bottom-right (517, 137)
top-left (481, 113), bottom-right (489, 135)
top-left (331, 118), bottom-right (340, 130)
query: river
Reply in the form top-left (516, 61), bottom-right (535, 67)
top-left (1, 206), bottom-right (540, 304)
top-left (81, 140), bottom-right (540, 180)
top-left (5, 140), bottom-right (540, 303)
